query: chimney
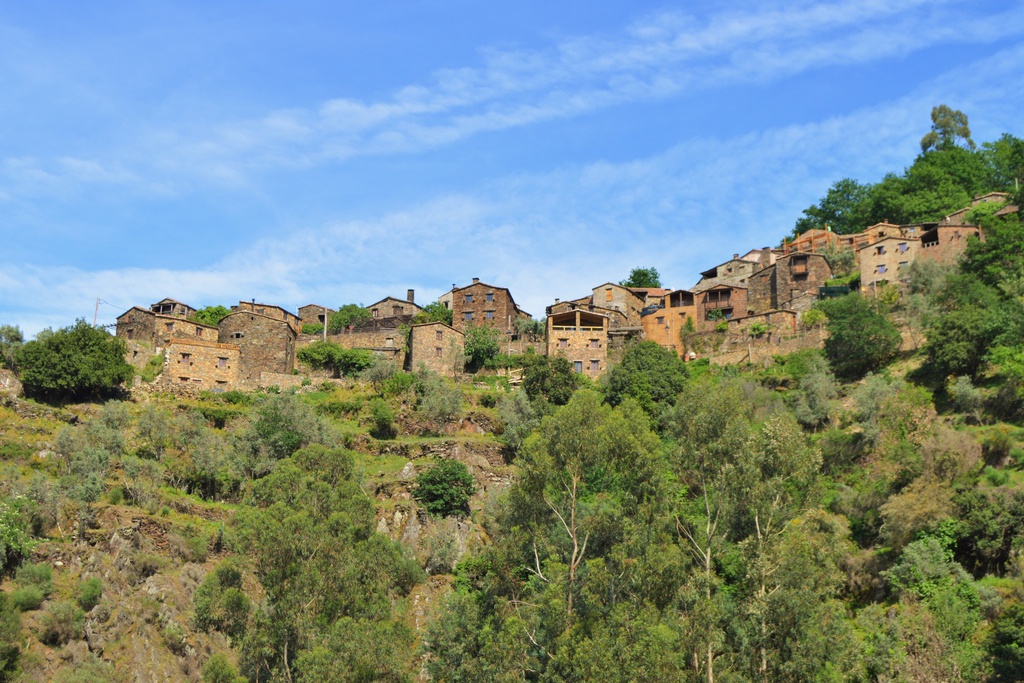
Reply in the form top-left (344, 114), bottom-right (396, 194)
top-left (452, 283), bottom-right (457, 291)
top-left (733, 253), bottom-right (739, 259)
top-left (472, 277), bottom-right (480, 284)
top-left (407, 289), bottom-right (415, 303)
top-left (555, 298), bottom-right (560, 304)
top-left (761, 247), bottom-right (772, 267)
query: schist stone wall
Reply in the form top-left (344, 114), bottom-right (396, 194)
top-left (451, 281), bottom-right (527, 333)
top-left (547, 311), bottom-right (609, 378)
top-left (298, 305), bottom-right (335, 327)
top-left (408, 323), bottom-right (464, 377)
top-left (747, 253), bottom-right (831, 314)
top-left (591, 284), bottom-right (644, 328)
top-left (160, 338), bottom-right (241, 390)
top-left (696, 286), bottom-right (749, 331)
top-left (218, 311), bottom-right (297, 381)
top-left (917, 225), bottom-right (984, 265)
top-left (116, 309), bottom-right (217, 346)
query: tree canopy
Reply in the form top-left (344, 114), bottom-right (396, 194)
top-left (328, 304), bottom-right (371, 333)
top-left (15, 319), bottom-right (133, 404)
top-left (620, 266), bottom-right (662, 288)
top-left (192, 305), bottom-right (231, 327)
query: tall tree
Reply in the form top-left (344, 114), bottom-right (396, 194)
top-left (792, 178), bottom-right (873, 236)
top-left (920, 104), bottom-right (976, 153)
top-left (620, 267), bottom-right (662, 288)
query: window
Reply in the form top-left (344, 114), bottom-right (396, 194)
top-left (436, 330), bottom-right (443, 341)
top-left (435, 347), bottom-right (443, 357)
top-left (465, 294), bottom-right (473, 303)
top-left (464, 311), bottom-right (473, 321)
top-left (605, 288), bottom-right (613, 301)
top-left (196, 326), bottom-right (203, 336)
top-left (372, 308), bottom-right (379, 317)
top-left (559, 338), bottom-right (568, 349)
top-left (485, 292), bottom-right (494, 302)
top-left (574, 361), bottom-right (583, 373)
top-left (590, 360), bottom-right (600, 373)
top-left (875, 245), bottom-right (886, 255)
top-left (876, 264), bottom-right (887, 274)
top-left (393, 306), bottom-right (402, 316)
top-left (180, 353), bottom-right (191, 366)
top-left (590, 339), bottom-right (599, 349)
top-left (231, 332), bottom-right (244, 339)
top-left (898, 242), bottom-right (908, 253)
top-left (180, 377), bottom-right (189, 383)
top-left (656, 316), bottom-right (665, 325)
top-left (166, 322), bottom-right (174, 332)
top-left (385, 337), bottom-right (394, 347)
top-left (217, 357), bottom-right (227, 368)
top-left (898, 261), bottom-right (909, 270)
top-left (192, 378), bottom-right (202, 383)
top-left (485, 311), bottom-right (494, 320)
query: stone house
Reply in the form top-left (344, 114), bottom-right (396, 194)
top-left (298, 304), bottom-right (335, 329)
top-left (407, 322), bottom-right (465, 377)
top-left (941, 192), bottom-right (1012, 225)
top-left (116, 304), bottom-right (217, 346)
top-left (692, 249), bottom-right (773, 293)
top-left (546, 308), bottom-right (609, 378)
top-left (857, 236), bottom-right (921, 291)
top-left (450, 278), bottom-right (530, 333)
top-left (149, 298), bottom-right (195, 318)
top-left (747, 252), bottom-right (832, 314)
top-left (231, 301), bottom-right (301, 333)
top-left (696, 284), bottom-right (749, 330)
top-left (641, 289), bottom-right (696, 356)
top-left (218, 309), bottom-right (297, 382)
top-left (367, 291), bottom-right (422, 321)
top-left (298, 320), bottom-right (408, 367)
top-left (917, 224), bottom-right (984, 266)
top-left (589, 283), bottom-right (646, 329)
top-left (161, 338), bottom-right (241, 390)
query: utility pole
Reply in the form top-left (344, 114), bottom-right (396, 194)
top-left (323, 306), bottom-right (328, 342)
top-left (94, 298), bottom-right (100, 326)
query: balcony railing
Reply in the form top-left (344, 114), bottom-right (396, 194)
top-left (551, 325), bottom-right (604, 332)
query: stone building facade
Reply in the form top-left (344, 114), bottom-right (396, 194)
top-left (546, 309), bottom-right (609, 378)
top-left (857, 236), bottom-right (921, 291)
top-left (747, 252), bottom-right (832, 314)
top-left (116, 307), bottom-right (218, 346)
top-left (368, 291), bottom-right (421, 320)
top-left (231, 301), bottom-right (300, 332)
top-left (298, 304), bottom-right (335, 328)
top-left (407, 322), bottom-right (464, 377)
top-left (641, 289), bottom-right (696, 356)
top-left (917, 225), bottom-right (984, 265)
top-left (589, 283), bottom-right (645, 329)
top-left (450, 279), bottom-right (530, 333)
top-left (149, 298), bottom-right (195, 317)
top-left (297, 324), bottom-right (408, 367)
top-left (160, 338), bottom-right (241, 390)
top-left (218, 310), bottom-right (297, 382)
top-left (692, 250), bottom-right (773, 292)
top-left (696, 284), bottom-right (749, 331)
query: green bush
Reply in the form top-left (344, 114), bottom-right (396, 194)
top-left (11, 586), bottom-right (44, 611)
top-left (301, 323), bottom-right (324, 335)
top-left (193, 559), bottom-right (251, 638)
top-left (383, 372), bottom-right (415, 397)
top-left (15, 319), bottom-right (134, 404)
top-left (297, 342), bottom-right (375, 377)
top-left (818, 294), bottom-right (901, 380)
top-left (15, 562), bottom-right (52, 595)
top-left (414, 460), bottom-right (476, 517)
top-left (40, 601), bottom-right (85, 645)
top-left (478, 392), bottom-right (499, 408)
top-left (0, 593), bottom-right (20, 679)
top-left (76, 577), bottom-right (103, 612)
top-left (139, 353), bottom-right (165, 383)
top-left (0, 500), bottom-right (36, 572)
top-left (368, 398), bottom-right (395, 439)
top-left (417, 372), bottom-right (463, 424)
top-left (203, 653), bottom-right (243, 683)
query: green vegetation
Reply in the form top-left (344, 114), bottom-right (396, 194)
top-left (0, 325), bottom-right (22, 370)
top-left (412, 300), bottom-right (454, 326)
top-left (414, 459), bottom-right (476, 517)
top-left (619, 266), bottom-right (662, 288)
top-left (818, 295), bottom-right (901, 380)
top-left (463, 323), bottom-right (502, 370)
top-left (15, 319), bottom-right (133, 404)
top-left (296, 341), bottom-right (375, 377)
top-left (327, 303), bottom-right (371, 333)
top-left (192, 305), bottom-right (231, 327)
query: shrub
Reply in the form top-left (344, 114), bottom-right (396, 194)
top-left (40, 601), bottom-right (85, 645)
top-left (818, 295), bottom-right (901, 380)
top-left (417, 371), bottom-right (463, 424)
top-left (368, 398), bottom-right (395, 439)
top-left (76, 577), bottom-right (103, 612)
top-left (414, 460), bottom-right (476, 517)
top-left (478, 392), bottom-right (499, 408)
top-left (327, 304), bottom-right (372, 333)
top-left (15, 562), bottom-right (52, 594)
top-left (203, 653), bottom-right (242, 683)
top-left (497, 390), bottom-right (538, 453)
top-left (0, 593), bottom-right (20, 679)
top-left (193, 559), bottom-right (251, 638)
top-left (522, 355), bottom-right (578, 406)
top-left (297, 342), bottom-right (375, 377)
top-left (301, 323), bottom-right (324, 335)
top-left (0, 499), bottom-right (36, 572)
top-left (463, 324), bottom-right (502, 371)
top-left (193, 305), bottom-right (231, 327)
top-left (383, 372), bottom-right (415, 397)
top-left (15, 319), bottom-right (133, 404)
top-left (139, 353), bottom-right (165, 383)
top-left (604, 341), bottom-right (688, 414)
top-left (11, 586), bottom-right (45, 611)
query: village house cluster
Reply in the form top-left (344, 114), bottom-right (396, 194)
top-left (116, 194), bottom-right (1013, 390)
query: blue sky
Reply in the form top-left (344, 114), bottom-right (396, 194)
top-left (2, 0), bottom-right (1023, 335)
